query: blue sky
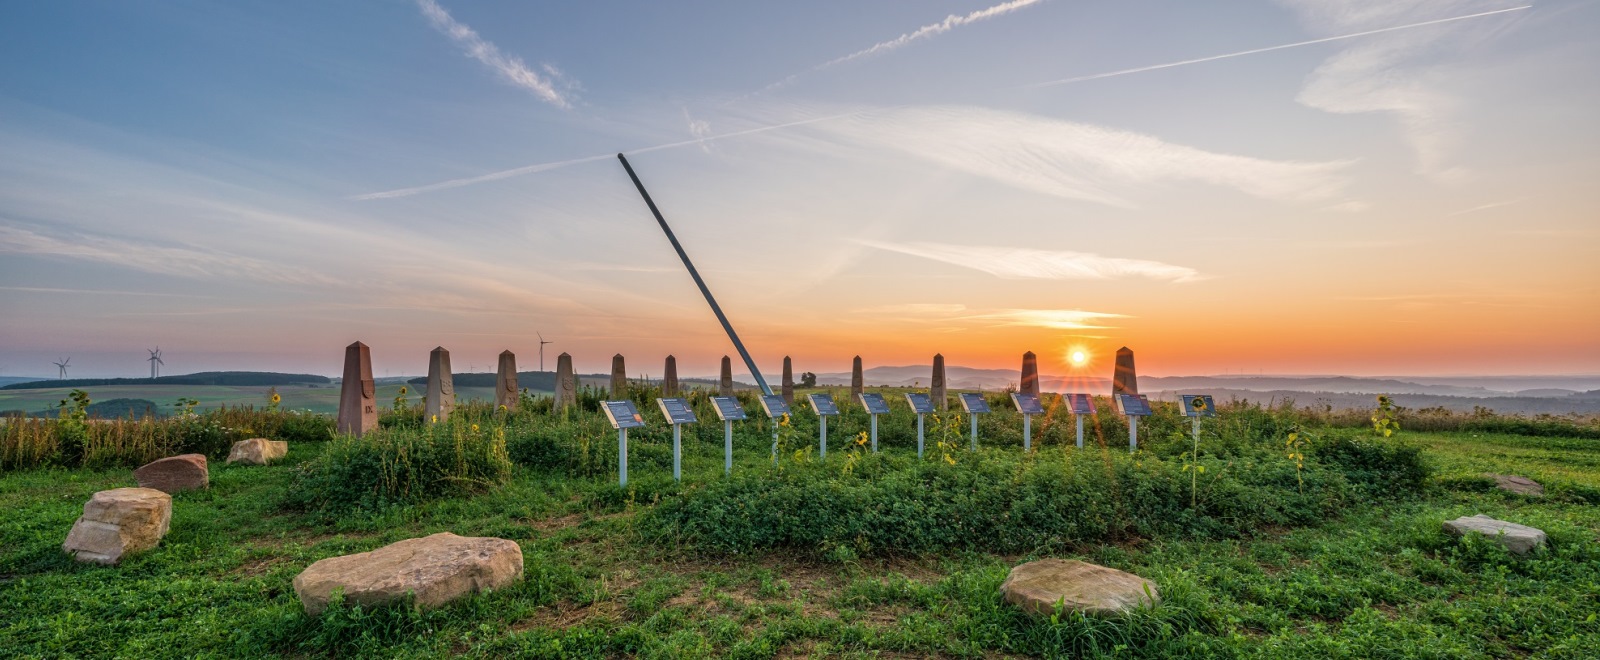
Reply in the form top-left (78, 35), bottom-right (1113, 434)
top-left (2, 0), bottom-right (1597, 379)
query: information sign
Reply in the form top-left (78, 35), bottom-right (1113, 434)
top-left (905, 392), bottom-right (936, 414)
top-left (656, 398), bottom-right (697, 425)
top-left (1115, 393), bottom-right (1152, 417)
top-left (712, 396), bottom-right (747, 421)
top-left (1180, 394), bottom-right (1217, 418)
top-left (1010, 392), bottom-right (1045, 415)
top-left (759, 394), bottom-right (790, 418)
top-left (858, 392), bottom-right (891, 415)
top-left (1064, 393), bottom-right (1097, 415)
top-left (958, 392), bottom-right (991, 414)
top-left (808, 393), bottom-right (840, 416)
top-left (602, 400), bottom-right (646, 429)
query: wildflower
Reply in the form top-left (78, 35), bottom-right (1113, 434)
top-left (498, 405), bottom-right (508, 413)
top-left (779, 414), bottom-right (790, 428)
top-left (270, 393), bottom-right (282, 404)
top-left (943, 454), bottom-right (955, 466)
top-left (431, 414), bottom-right (438, 424)
top-left (399, 386), bottom-right (408, 396)
top-left (470, 424), bottom-right (480, 432)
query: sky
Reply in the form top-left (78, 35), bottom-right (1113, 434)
top-left (1, 0), bottom-right (1597, 381)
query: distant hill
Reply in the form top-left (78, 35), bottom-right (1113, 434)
top-left (1, 371), bottom-right (331, 390)
top-left (0, 377), bottom-right (47, 387)
top-left (401, 372), bottom-right (733, 391)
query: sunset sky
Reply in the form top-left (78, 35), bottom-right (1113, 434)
top-left (2, 1), bottom-right (1597, 381)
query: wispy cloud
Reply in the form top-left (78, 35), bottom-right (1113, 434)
top-left (828, 106), bottom-right (1352, 207)
top-left (0, 224), bottom-right (338, 287)
top-left (1448, 197), bottom-right (1524, 216)
top-left (1278, 2), bottom-right (1531, 181)
top-left (415, 0), bottom-right (576, 109)
top-left (763, 0), bottom-right (1043, 92)
top-left (973, 309), bottom-right (1129, 330)
top-left (859, 240), bottom-right (1203, 283)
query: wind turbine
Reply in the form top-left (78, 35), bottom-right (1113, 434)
top-left (147, 347), bottom-right (164, 379)
top-left (55, 358), bottom-right (70, 379)
top-left (538, 332), bottom-right (552, 371)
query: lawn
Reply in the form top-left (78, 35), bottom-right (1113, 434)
top-left (1, 411), bottom-right (1596, 658)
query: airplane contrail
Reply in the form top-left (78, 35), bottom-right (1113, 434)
top-left (1021, 5), bottom-right (1532, 89)
top-left (352, 4), bottom-right (1532, 201)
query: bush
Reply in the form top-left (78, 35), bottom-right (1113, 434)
top-left (641, 447), bottom-right (1367, 556)
top-left (1310, 431), bottom-right (1430, 498)
top-left (281, 420), bottom-right (513, 513)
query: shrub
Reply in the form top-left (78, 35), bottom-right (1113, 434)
top-left (1310, 431), bottom-right (1429, 498)
top-left (281, 420), bottom-right (513, 513)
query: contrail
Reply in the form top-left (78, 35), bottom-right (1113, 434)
top-left (353, 4), bottom-right (1530, 201)
top-left (1021, 5), bottom-right (1531, 89)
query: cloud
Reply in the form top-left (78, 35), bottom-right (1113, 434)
top-left (762, 0), bottom-right (1043, 93)
top-left (972, 309), bottom-right (1129, 330)
top-left (0, 224), bottom-right (337, 287)
top-left (1276, 1), bottom-right (1531, 180)
top-left (829, 106), bottom-right (1352, 207)
top-left (859, 240), bottom-right (1203, 283)
top-left (415, 0), bottom-right (575, 109)
top-left (855, 303), bottom-right (970, 315)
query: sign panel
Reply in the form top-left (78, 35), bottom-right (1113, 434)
top-left (602, 400), bottom-right (646, 429)
top-left (808, 393), bottom-right (841, 416)
top-left (656, 398), bottom-right (697, 425)
top-left (958, 392), bottom-right (991, 414)
top-left (905, 392), bottom-right (936, 414)
top-left (1063, 393), bottom-right (1097, 415)
top-left (712, 396), bottom-right (747, 421)
top-left (858, 392), bottom-right (892, 415)
top-left (1180, 394), bottom-right (1217, 418)
top-left (1114, 393), bottom-right (1152, 417)
top-left (759, 394), bottom-right (790, 418)
top-left (1011, 392), bottom-right (1045, 415)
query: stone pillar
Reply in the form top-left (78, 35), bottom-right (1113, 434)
top-left (610, 354), bottom-right (627, 398)
top-left (496, 350), bottom-right (518, 411)
top-left (426, 346), bottom-right (454, 423)
top-left (851, 356), bottom-right (864, 402)
top-left (554, 353), bottom-right (576, 410)
top-left (663, 355), bottom-right (679, 397)
top-left (1112, 347), bottom-right (1138, 396)
top-left (782, 356), bottom-right (794, 405)
top-left (1020, 351), bottom-right (1040, 397)
top-left (720, 356), bottom-right (734, 396)
top-left (337, 341), bottom-right (376, 437)
top-left (931, 353), bottom-right (947, 411)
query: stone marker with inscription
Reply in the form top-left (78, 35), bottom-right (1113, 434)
top-left (1112, 347), bottom-right (1138, 396)
top-left (1020, 351), bottom-right (1040, 397)
top-left (554, 353), bottom-right (576, 411)
top-left (426, 346), bottom-right (454, 423)
top-left (663, 355), bottom-right (680, 397)
top-left (720, 356), bottom-right (734, 396)
top-left (782, 356), bottom-right (795, 405)
top-left (610, 354), bottom-right (627, 398)
top-left (851, 356), bottom-right (864, 402)
top-left (337, 341), bottom-right (376, 437)
top-left (932, 354), bottom-right (948, 411)
top-left (496, 350), bottom-right (518, 411)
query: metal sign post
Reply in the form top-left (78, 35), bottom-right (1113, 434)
top-left (1065, 394), bottom-right (1096, 449)
top-left (603, 401), bottom-right (647, 486)
top-left (1114, 393), bottom-right (1152, 453)
top-left (1011, 392), bottom-right (1045, 452)
top-left (906, 393), bottom-right (934, 458)
top-left (809, 393), bottom-right (840, 459)
top-left (760, 394), bottom-right (790, 465)
top-left (858, 393), bottom-right (891, 453)
top-left (958, 393), bottom-right (991, 451)
top-left (712, 396), bottom-right (748, 476)
top-left (656, 398), bottom-right (697, 481)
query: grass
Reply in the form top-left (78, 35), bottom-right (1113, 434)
top-left (1, 410), bottom-right (1597, 657)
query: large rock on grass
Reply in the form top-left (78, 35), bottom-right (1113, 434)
top-left (134, 454), bottom-right (209, 493)
top-left (62, 487), bottom-right (172, 565)
top-left (1486, 474), bottom-right (1544, 497)
top-left (293, 532), bottom-right (523, 615)
top-left (227, 438), bottom-right (287, 465)
top-left (1443, 514), bottom-right (1547, 555)
top-left (1000, 559), bottom-right (1159, 617)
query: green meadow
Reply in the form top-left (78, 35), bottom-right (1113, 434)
top-left (1, 389), bottom-right (1596, 658)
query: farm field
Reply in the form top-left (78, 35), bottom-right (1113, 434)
top-left (1, 398), bottom-right (1597, 658)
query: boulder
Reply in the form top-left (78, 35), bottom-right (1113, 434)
top-left (1443, 514), bottom-right (1547, 555)
top-left (1486, 474), bottom-right (1544, 497)
top-left (1000, 559), bottom-right (1159, 617)
top-left (227, 438), bottom-right (288, 465)
top-left (134, 454), bottom-right (209, 493)
top-left (293, 532), bottom-right (523, 615)
top-left (62, 487), bottom-right (172, 565)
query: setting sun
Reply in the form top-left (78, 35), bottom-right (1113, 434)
top-left (1069, 350), bottom-right (1088, 366)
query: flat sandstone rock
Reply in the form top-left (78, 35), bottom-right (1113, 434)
top-left (293, 532), bottom-right (523, 615)
top-left (1443, 514), bottom-right (1547, 555)
top-left (134, 454), bottom-right (209, 493)
top-left (1486, 474), bottom-right (1544, 497)
top-left (62, 487), bottom-right (172, 565)
top-left (227, 438), bottom-right (288, 465)
top-left (1000, 559), bottom-right (1159, 617)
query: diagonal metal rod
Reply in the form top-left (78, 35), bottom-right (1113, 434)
top-left (617, 153), bottom-right (773, 397)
